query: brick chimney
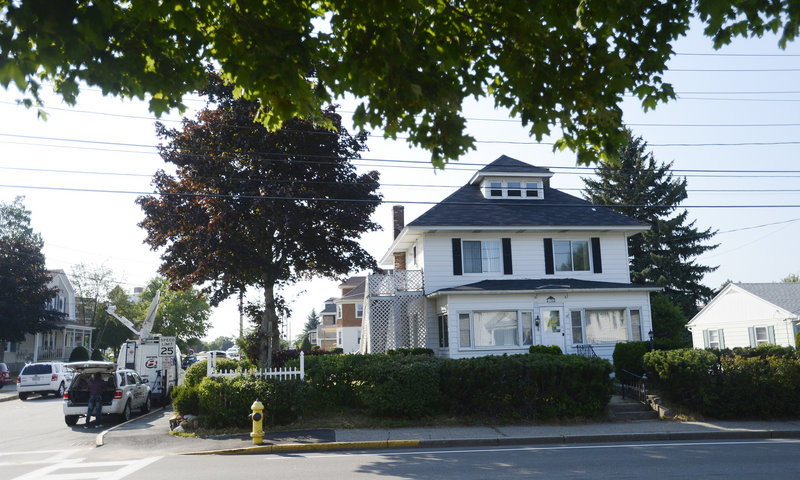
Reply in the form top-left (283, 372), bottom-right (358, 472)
top-left (393, 205), bottom-right (405, 239)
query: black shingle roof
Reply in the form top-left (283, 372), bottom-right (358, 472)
top-left (475, 155), bottom-right (553, 175)
top-left (408, 183), bottom-right (645, 229)
top-left (434, 278), bottom-right (660, 294)
top-left (407, 156), bottom-right (644, 229)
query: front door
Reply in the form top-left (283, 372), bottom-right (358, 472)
top-left (540, 308), bottom-right (566, 351)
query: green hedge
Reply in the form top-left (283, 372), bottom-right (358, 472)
top-left (184, 358), bottom-right (253, 388)
top-left (644, 347), bottom-right (800, 418)
top-left (440, 354), bottom-right (613, 420)
top-left (612, 341), bottom-right (649, 379)
top-left (196, 376), bottom-right (307, 429)
top-left (528, 345), bottom-right (563, 355)
top-left (174, 352), bottom-right (615, 425)
top-left (69, 346), bottom-right (90, 362)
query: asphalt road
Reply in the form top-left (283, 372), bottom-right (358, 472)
top-left (4, 394), bottom-right (800, 480)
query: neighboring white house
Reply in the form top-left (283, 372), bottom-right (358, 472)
top-left (687, 283), bottom-right (800, 349)
top-left (359, 155), bottom-right (661, 361)
top-left (4, 269), bottom-right (94, 371)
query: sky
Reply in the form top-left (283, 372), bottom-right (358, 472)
top-left (1, 20), bottom-right (799, 342)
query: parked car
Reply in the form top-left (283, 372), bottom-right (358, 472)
top-left (0, 363), bottom-right (10, 385)
top-left (63, 361), bottom-right (151, 427)
top-left (181, 354), bottom-right (198, 370)
top-left (17, 362), bottom-right (74, 400)
top-left (225, 346), bottom-right (240, 360)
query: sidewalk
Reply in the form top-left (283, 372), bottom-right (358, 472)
top-left (99, 405), bottom-right (800, 456)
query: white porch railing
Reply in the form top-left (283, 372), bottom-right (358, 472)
top-left (206, 351), bottom-right (304, 381)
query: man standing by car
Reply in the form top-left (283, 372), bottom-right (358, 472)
top-left (86, 373), bottom-right (104, 428)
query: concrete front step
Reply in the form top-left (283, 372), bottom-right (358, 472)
top-left (608, 395), bottom-right (660, 421)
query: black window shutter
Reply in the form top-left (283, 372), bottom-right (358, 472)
top-left (502, 238), bottom-right (512, 275)
top-left (591, 237), bottom-right (602, 273)
top-left (452, 238), bottom-right (462, 276)
top-left (543, 238), bottom-right (554, 275)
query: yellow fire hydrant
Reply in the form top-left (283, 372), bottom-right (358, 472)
top-left (250, 399), bottom-right (264, 444)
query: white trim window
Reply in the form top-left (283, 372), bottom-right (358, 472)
top-left (749, 325), bottom-right (774, 346)
top-left (355, 303), bottom-right (363, 318)
top-left (484, 180), bottom-right (542, 199)
top-left (336, 304), bottom-right (342, 320)
top-left (571, 311), bottom-right (584, 344)
top-left (554, 240), bottom-right (590, 272)
top-left (462, 240), bottom-right (501, 274)
top-left (459, 310), bottom-right (534, 348)
top-left (337, 330), bottom-right (343, 346)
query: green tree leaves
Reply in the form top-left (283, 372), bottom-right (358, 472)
top-left (4, 1), bottom-right (799, 166)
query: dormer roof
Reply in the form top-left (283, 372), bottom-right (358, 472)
top-left (468, 155), bottom-right (554, 185)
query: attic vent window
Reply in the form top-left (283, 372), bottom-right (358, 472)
top-left (525, 182), bottom-right (539, 197)
top-left (507, 182), bottom-right (522, 197)
top-left (489, 182), bottom-right (503, 197)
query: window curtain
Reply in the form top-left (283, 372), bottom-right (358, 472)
top-left (473, 311), bottom-right (518, 347)
top-left (463, 241), bottom-right (483, 273)
top-left (584, 309), bottom-right (627, 343)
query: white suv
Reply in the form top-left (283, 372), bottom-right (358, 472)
top-left (63, 361), bottom-right (151, 427)
top-left (17, 362), bottom-right (74, 400)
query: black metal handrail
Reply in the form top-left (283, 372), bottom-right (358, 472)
top-left (575, 343), bottom-right (598, 358)
top-left (618, 368), bottom-right (648, 404)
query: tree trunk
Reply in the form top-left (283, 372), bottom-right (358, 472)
top-left (258, 279), bottom-right (278, 370)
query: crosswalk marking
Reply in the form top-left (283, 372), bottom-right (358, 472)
top-left (10, 456), bottom-right (163, 480)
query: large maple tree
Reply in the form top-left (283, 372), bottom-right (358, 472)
top-left (137, 73), bottom-right (380, 368)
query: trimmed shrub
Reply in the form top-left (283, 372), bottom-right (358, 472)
top-left (330, 347), bottom-right (344, 354)
top-left (612, 341), bottom-right (649, 379)
top-left (196, 376), bottom-right (307, 428)
top-left (90, 348), bottom-right (105, 361)
top-left (529, 345), bottom-right (562, 355)
top-left (172, 384), bottom-right (200, 415)
top-left (440, 353), bottom-right (613, 421)
top-left (643, 348), bottom-right (717, 408)
top-left (69, 346), bottom-right (90, 362)
top-left (356, 355), bottom-right (443, 417)
top-left (387, 348), bottom-right (435, 356)
top-left (184, 358), bottom-right (247, 388)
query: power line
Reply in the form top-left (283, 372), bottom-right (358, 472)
top-left (4, 164), bottom-right (800, 192)
top-left (2, 183), bottom-right (800, 209)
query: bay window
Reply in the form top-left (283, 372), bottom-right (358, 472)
top-left (458, 310), bottom-right (534, 349)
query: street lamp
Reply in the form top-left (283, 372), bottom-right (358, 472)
top-left (648, 330), bottom-right (654, 350)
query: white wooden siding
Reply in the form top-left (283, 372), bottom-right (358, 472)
top-left (436, 290), bottom-right (652, 361)
top-left (689, 288), bottom-right (797, 348)
top-left (420, 231), bottom-right (633, 293)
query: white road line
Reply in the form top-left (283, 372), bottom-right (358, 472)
top-left (0, 449), bottom-right (88, 467)
top-left (10, 456), bottom-right (163, 480)
top-left (261, 438), bottom-right (800, 460)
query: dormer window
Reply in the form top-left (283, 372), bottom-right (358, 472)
top-left (482, 179), bottom-right (544, 199)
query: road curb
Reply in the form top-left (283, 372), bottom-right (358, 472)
top-left (96, 405), bottom-right (167, 447)
top-left (179, 429), bottom-right (800, 456)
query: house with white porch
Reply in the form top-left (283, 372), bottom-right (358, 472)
top-left (360, 156), bottom-right (660, 361)
top-left (3, 270), bottom-right (94, 371)
top-left (687, 282), bottom-right (800, 349)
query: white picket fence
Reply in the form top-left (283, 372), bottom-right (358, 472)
top-left (206, 351), bottom-right (304, 381)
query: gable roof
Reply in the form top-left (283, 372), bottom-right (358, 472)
top-left (736, 283), bottom-right (800, 315)
top-left (468, 155), bottom-right (553, 182)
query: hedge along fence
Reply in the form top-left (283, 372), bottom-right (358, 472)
top-left (644, 347), bottom-right (800, 419)
top-left (172, 352), bottom-right (615, 425)
top-left (296, 352), bottom-right (613, 421)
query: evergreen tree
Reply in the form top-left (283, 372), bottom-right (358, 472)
top-left (583, 130), bottom-right (718, 317)
top-left (302, 309), bottom-right (321, 337)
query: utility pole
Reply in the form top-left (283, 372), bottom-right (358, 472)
top-left (238, 291), bottom-right (244, 339)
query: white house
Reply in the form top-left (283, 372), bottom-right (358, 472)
top-left (3, 270), bottom-right (94, 370)
top-left (687, 283), bottom-right (800, 349)
top-left (360, 156), bottom-right (661, 361)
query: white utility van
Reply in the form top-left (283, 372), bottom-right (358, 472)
top-left (107, 291), bottom-right (184, 406)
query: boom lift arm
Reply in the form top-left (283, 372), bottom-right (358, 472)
top-left (106, 291), bottom-right (161, 340)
